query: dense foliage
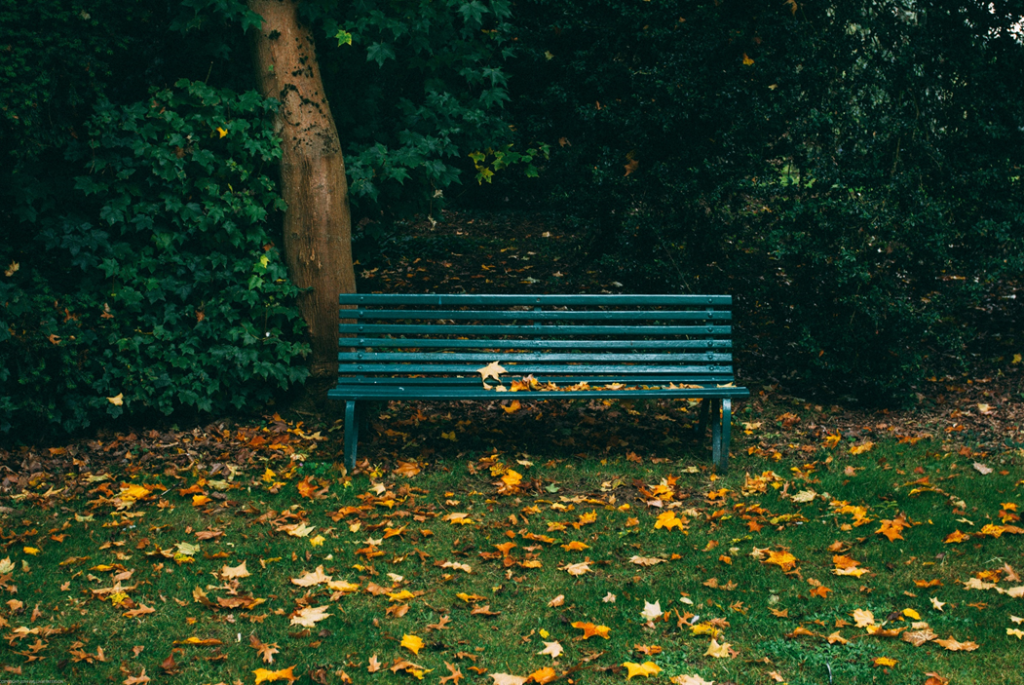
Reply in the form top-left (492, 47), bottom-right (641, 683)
top-left (504, 0), bottom-right (1024, 402)
top-left (0, 79), bottom-right (307, 435)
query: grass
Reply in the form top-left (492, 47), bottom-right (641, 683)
top-left (1, 401), bottom-right (1022, 685)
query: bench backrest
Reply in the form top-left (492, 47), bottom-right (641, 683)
top-left (337, 294), bottom-right (736, 387)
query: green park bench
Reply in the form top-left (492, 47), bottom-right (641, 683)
top-left (329, 294), bottom-right (749, 472)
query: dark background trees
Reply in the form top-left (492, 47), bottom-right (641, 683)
top-left (2, 0), bottom-right (1022, 438)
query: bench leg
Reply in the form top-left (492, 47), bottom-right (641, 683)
top-left (696, 398), bottom-right (710, 438)
top-left (713, 398), bottom-right (732, 474)
top-left (344, 400), bottom-right (359, 471)
top-left (710, 399), bottom-right (722, 470)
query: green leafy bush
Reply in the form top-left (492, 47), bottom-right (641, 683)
top-left (0, 80), bottom-right (308, 437)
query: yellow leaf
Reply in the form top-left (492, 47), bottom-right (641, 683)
top-left (622, 662), bottom-right (661, 679)
top-left (309, 535), bottom-right (325, 547)
top-left (704, 638), bottom-right (732, 658)
top-left (872, 657), bottom-right (897, 668)
top-left (654, 511), bottom-right (685, 531)
top-left (216, 127), bottom-right (228, 138)
top-left (1007, 628), bottom-right (1024, 639)
top-left (503, 400), bottom-right (522, 414)
top-left (401, 634), bottom-right (425, 655)
top-left (1012, 353), bottom-right (1021, 365)
top-left (850, 441), bottom-right (874, 455)
top-left (108, 393), bottom-right (124, 406)
top-left (902, 608), bottom-right (921, 620)
top-left (23, 547), bottom-right (39, 556)
top-left (4, 261), bottom-right (18, 277)
top-left (192, 494), bottom-right (211, 507)
top-left (477, 361), bottom-right (506, 382)
top-left (253, 666), bottom-right (296, 683)
top-left (742, 53), bottom-right (754, 66)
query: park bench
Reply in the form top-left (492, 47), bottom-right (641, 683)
top-left (329, 294), bottom-right (749, 472)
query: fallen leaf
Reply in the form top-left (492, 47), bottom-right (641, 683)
top-left (622, 661), bottom-right (662, 679)
top-left (538, 641), bottom-right (563, 659)
top-left (253, 666), bottom-right (297, 683)
top-left (401, 634), bottom-right (425, 655)
top-left (289, 605), bottom-right (331, 628)
top-left (704, 638), bottom-right (731, 658)
top-left (571, 621), bottom-right (610, 639)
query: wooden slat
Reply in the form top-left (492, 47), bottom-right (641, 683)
top-left (329, 385), bottom-right (749, 400)
top-left (353, 309), bottom-right (731, 321)
top-left (336, 363), bottom-right (727, 375)
top-left (333, 375), bottom-right (736, 386)
top-left (338, 352), bottom-right (732, 363)
top-left (340, 294), bottom-right (731, 306)
top-left (339, 324), bottom-right (731, 336)
top-left (343, 338), bottom-right (732, 350)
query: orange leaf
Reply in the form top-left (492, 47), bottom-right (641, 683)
top-left (529, 666), bottom-right (557, 684)
top-left (253, 666), bottom-right (297, 684)
top-left (571, 621), bottom-right (610, 639)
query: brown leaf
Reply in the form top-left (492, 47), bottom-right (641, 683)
top-left (440, 662), bottom-right (464, 685)
top-left (250, 635), bottom-right (280, 664)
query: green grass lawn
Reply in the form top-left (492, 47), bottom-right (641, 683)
top-left (1, 402), bottom-right (1022, 685)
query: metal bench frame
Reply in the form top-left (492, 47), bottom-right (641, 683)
top-left (329, 294), bottom-right (749, 472)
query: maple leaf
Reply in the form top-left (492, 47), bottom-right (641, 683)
top-left (394, 461), bottom-right (422, 477)
top-left (902, 629), bottom-right (937, 647)
top-left (943, 530), bottom-right (969, 544)
top-left (934, 635), bottom-right (979, 651)
top-left (122, 604), bottom-right (155, 618)
top-left (704, 638), bottom-right (731, 658)
top-left (530, 667), bottom-right (557, 684)
top-left (253, 666), bottom-right (297, 683)
top-left (623, 662), bottom-right (662, 679)
top-left (571, 621), bottom-right (611, 639)
top-left (440, 662), bottom-right (464, 684)
top-left (852, 609), bottom-right (875, 628)
top-left (561, 561), bottom-right (592, 576)
top-left (220, 561), bottom-right (250, 579)
top-left (654, 511), bottom-right (685, 531)
top-left (562, 541), bottom-right (590, 551)
top-left (291, 565), bottom-right (331, 587)
top-left (538, 641), bottom-right (563, 659)
top-left (872, 657), bottom-right (897, 668)
top-left (762, 549), bottom-right (798, 572)
top-left (849, 441), bottom-right (874, 455)
top-left (289, 605), bottom-right (331, 628)
top-left (123, 669), bottom-right (151, 685)
top-left (401, 634), bottom-right (425, 655)
top-left (477, 361), bottom-right (506, 382)
top-left (876, 513), bottom-right (910, 542)
top-left (250, 635), bottom-right (280, 664)
top-left (827, 632), bottom-right (848, 645)
top-left (1008, 628), bottom-right (1024, 640)
top-left (640, 600), bottom-right (662, 622)
top-left (490, 674), bottom-right (528, 685)
top-left (283, 522), bottom-right (315, 538)
top-left (629, 555), bottom-right (665, 567)
top-left (444, 513), bottom-right (475, 525)
top-left (670, 676), bottom-right (714, 685)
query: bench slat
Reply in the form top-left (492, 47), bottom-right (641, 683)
top-left (344, 338), bottom-right (732, 350)
top-left (334, 375), bottom-right (735, 386)
top-left (340, 324), bottom-right (732, 336)
top-left (352, 309), bottom-right (731, 321)
top-left (337, 363), bottom-right (728, 375)
top-left (339, 352), bottom-right (731, 363)
top-left (340, 294), bottom-right (731, 306)
top-left (329, 385), bottom-right (746, 400)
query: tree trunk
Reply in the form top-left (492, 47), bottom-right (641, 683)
top-left (247, 0), bottom-right (355, 382)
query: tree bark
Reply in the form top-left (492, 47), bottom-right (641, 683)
top-left (247, 0), bottom-right (355, 381)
